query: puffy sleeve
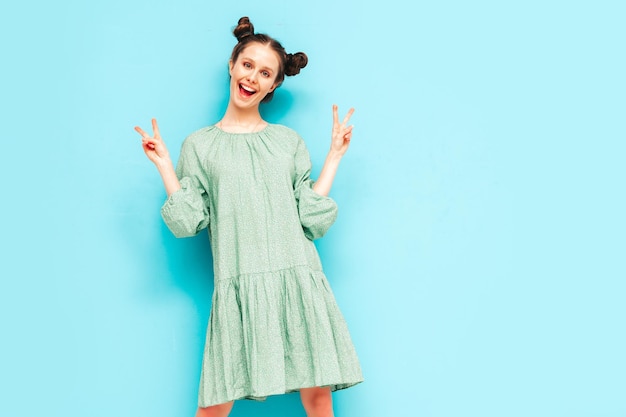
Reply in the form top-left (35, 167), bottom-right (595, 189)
top-left (160, 138), bottom-right (211, 238)
top-left (293, 136), bottom-right (338, 240)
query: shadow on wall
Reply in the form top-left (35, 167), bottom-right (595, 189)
top-left (261, 89), bottom-right (294, 122)
top-left (159, 221), bottom-right (215, 303)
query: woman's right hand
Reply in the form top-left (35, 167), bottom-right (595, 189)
top-left (134, 118), bottom-right (171, 167)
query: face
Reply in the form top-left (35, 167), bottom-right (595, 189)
top-left (229, 43), bottom-right (281, 109)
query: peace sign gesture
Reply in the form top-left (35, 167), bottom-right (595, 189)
top-left (330, 105), bottom-right (354, 157)
top-left (134, 118), bottom-right (171, 167)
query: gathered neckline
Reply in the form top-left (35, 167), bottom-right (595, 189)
top-left (212, 123), bottom-right (271, 136)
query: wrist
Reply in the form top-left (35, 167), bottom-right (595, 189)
top-left (326, 149), bottom-right (344, 162)
top-left (155, 156), bottom-right (174, 171)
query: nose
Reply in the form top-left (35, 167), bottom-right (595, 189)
top-left (246, 70), bottom-right (258, 84)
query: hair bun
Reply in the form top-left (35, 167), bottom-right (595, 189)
top-left (285, 52), bottom-right (308, 76)
top-left (233, 16), bottom-right (255, 41)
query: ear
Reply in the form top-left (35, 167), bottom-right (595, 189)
top-left (228, 60), bottom-right (234, 76)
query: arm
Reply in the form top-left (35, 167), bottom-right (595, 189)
top-left (134, 118), bottom-right (181, 197)
top-left (135, 118), bottom-right (210, 237)
top-left (312, 105), bottom-right (354, 196)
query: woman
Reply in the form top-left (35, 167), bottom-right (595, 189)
top-left (135, 17), bottom-right (363, 417)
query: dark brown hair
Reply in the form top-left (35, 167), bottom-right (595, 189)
top-left (231, 17), bottom-right (308, 103)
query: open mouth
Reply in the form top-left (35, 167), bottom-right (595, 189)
top-left (239, 84), bottom-right (257, 97)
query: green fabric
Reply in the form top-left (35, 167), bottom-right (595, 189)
top-left (161, 124), bottom-right (363, 407)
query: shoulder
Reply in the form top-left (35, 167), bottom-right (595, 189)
top-left (179, 125), bottom-right (221, 154)
top-left (266, 123), bottom-right (298, 135)
top-left (266, 123), bottom-right (302, 139)
top-left (266, 123), bottom-right (306, 150)
top-left (183, 125), bottom-right (220, 145)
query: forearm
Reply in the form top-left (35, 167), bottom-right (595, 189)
top-left (156, 159), bottom-right (182, 197)
top-left (312, 150), bottom-right (343, 197)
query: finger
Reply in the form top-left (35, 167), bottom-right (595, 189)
top-left (343, 125), bottom-right (353, 138)
top-left (152, 118), bottom-right (160, 138)
top-left (134, 126), bottom-right (150, 138)
top-left (342, 108), bottom-right (355, 126)
top-left (332, 104), bottom-right (339, 126)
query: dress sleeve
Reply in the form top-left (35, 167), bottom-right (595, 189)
top-left (293, 137), bottom-right (338, 240)
top-left (160, 139), bottom-right (211, 238)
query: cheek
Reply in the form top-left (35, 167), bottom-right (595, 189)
top-left (261, 78), bottom-right (276, 91)
top-left (268, 75), bottom-right (280, 91)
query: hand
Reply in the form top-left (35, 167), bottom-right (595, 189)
top-left (134, 118), bottom-right (171, 167)
top-left (330, 105), bottom-right (354, 157)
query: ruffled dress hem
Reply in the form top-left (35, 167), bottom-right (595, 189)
top-left (199, 380), bottom-right (364, 407)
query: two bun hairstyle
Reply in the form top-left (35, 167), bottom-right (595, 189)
top-left (230, 16), bottom-right (308, 103)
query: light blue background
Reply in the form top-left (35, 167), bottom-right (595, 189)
top-left (1, 1), bottom-right (624, 416)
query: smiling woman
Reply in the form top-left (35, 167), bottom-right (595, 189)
top-left (134, 16), bottom-right (363, 417)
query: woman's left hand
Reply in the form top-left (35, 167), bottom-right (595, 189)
top-left (330, 105), bottom-right (354, 157)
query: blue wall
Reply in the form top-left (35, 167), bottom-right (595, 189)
top-left (1, 1), bottom-right (625, 416)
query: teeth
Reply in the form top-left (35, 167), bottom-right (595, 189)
top-left (241, 84), bottom-right (256, 93)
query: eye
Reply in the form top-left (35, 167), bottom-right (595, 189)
top-left (243, 62), bottom-right (252, 69)
top-left (261, 70), bottom-right (271, 78)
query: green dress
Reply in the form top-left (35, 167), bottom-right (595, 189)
top-left (161, 124), bottom-right (363, 407)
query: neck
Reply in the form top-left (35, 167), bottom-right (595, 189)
top-left (218, 106), bottom-right (266, 133)
top-left (221, 105), bottom-right (263, 125)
